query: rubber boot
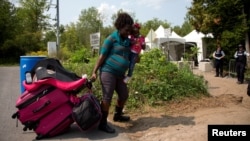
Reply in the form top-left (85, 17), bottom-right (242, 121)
top-left (98, 111), bottom-right (115, 133)
top-left (113, 106), bottom-right (130, 122)
top-left (220, 73), bottom-right (223, 77)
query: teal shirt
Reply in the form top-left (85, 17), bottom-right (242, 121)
top-left (100, 30), bottom-right (131, 76)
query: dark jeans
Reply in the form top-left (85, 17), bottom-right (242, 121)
top-left (99, 72), bottom-right (129, 103)
top-left (127, 52), bottom-right (138, 77)
top-left (235, 62), bottom-right (246, 83)
top-left (214, 60), bottom-right (223, 76)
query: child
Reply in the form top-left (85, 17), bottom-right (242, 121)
top-left (124, 23), bottom-right (146, 83)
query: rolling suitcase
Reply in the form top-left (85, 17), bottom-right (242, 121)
top-left (12, 85), bottom-right (71, 131)
top-left (34, 103), bottom-right (74, 140)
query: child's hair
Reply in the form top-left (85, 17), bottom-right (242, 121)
top-left (133, 23), bottom-right (141, 29)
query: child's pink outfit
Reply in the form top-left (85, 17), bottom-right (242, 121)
top-left (130, 35), bottom-right (145, 54)
top-left (124, 35), bottom-right (145, 83)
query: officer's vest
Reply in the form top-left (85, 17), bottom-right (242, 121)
top-left (236, 51), bottom-right (246, 64)
top-left (215, 50), bottom-right (223, 58)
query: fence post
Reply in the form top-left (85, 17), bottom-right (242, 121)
top-left (228, 59), bottom-right (236, 78)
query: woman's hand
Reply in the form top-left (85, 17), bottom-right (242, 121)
top-left (90, 73), bottom-right (97, 82)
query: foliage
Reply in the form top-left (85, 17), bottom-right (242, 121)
top-left (0, 0), bottom-right (22, 64)
top-left (60, 24), bottom-right (79, 51)
top-left (56, 46), bottom-right (72, 61)
top-left (42, 30), bottom-right (57, 47)
top-left (188, 0), bottom-right (248, 45)
top-left (1, 0), bottom-right (249, 67)
top-left (183, 46), bottom-right (200, 61)
top-left (126, 49), bottom-right (208, 109)
top-left (27, 50), bottom-right (48, 56)
top-left (0, 0), bottom-right (51, 64)
top-left (19, 0), bottom-right (50, 32)
top-left (187, 0), bottom-right (250, 70)
top-left (0, 0), bottom-right (17, 45)
top-left (0, 39), bottom-right (24, 64)
top-left (16, 0), bottom-right (50, 52)
top-left (140, 18), bottom-right (171, 36)
top-left (16, 31), bottom-right (45, 52)
top-left (68, 47), bottom-right (92, 63)
top-left (173, 15), bottom-right (194, 36)
top-left (75, 7), bottom-right (102, 48)
top-left (63, 49), bottom-right (209, 110)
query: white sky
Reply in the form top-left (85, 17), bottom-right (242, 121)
top-left (50, 0), bottom-right (192, 26)
top-left (11, 0), bottom-right (192, 27)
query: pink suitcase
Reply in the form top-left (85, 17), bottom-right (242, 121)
top-left (12, 85), bottom-right (71, 131)
top-left (34, 103), bottom-right (74, 140)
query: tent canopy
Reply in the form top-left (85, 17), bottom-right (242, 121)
top-left (183, 30), bottom-right (213, 61)
top-left (145, 27), bottom-right (213, 62)
top-left (144, 25), bottom-right (187, 61)
top-left (145, 28), bottom-right (157, 43)
top-left (154, 25), bottom-right (185, 44)
top-left (183, 30), bottom-right (205, 43)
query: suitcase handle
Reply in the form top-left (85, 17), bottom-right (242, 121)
top-left (33, 101), bottom-right (51, 113)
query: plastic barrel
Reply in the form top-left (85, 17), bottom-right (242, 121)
top-left (20, 56), bottom-right (46, 93)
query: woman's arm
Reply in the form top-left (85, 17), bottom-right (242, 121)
top-left (91, 54), bottom-right (106, 81)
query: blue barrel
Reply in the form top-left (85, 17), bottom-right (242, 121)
top-left (20, 56), bottom-right (46, 93)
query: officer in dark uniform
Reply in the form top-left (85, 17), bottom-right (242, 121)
top-left (213, 45), bottom-right (225, 77)
top-left (234, 44), bottom-right (249, 84)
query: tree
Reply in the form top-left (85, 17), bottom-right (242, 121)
top-left (75, 7), bottom-right (102, 48)
top-left (188, 0), bottom-right (247, 42)
top-left (60, 23), bottom-right (79, 51)
top-left (0, 0), bottom-right (17, 46)
top-left (173, 15), bottom-right (194, 37)
top-left (140, 18), bottom-right (170, 37)
top-left (0, 0), bottom-right (24, 63)
top-left (188, 0), bottom-right (249, 63)
top-left (17, 0), bottom-right (50, 52)
top-left (19, 0), bottom-right (50, 32)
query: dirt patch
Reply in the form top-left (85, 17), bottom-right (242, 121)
top-left (109, 68), bottom-right (250, 141)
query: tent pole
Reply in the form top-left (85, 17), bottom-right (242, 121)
top-left (168, 37), bottom-right (170, 61)
top-left (151, 30), bottom-right (152, 49)
top-left (184, 43), bottom-right (185, 59)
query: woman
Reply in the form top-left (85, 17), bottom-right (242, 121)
top-left (91, 12), bottom-right (134, 133)
top-left (212, 45), bottom-right (225, 77)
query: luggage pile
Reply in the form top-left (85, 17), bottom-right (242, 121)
top-left (12, 58), bottom-right (102, 140)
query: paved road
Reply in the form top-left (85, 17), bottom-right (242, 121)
top-left (0, 66), bottom-right (130, 141)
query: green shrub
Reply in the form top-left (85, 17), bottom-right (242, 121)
top-left (126, 48), bottom-right (209, 109)
top-left (63, 48), bottom-right (209, 110)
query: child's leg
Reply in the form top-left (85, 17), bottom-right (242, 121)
top-left (127, 53), bottom-right (138, 77)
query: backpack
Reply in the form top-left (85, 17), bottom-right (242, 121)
top-left (71, 92), bottom-right (102, 131)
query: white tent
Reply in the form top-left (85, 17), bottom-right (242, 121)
top-left (154, 25), bottom-right (185, 44)
top-left (157, 31), bottom-right (186, 44)
top-left (151, 25), bottom-right (186, 61)
top-left (145, 25), bottom-right (187, 61)
top-left (145, 29), bottom-right (157, 49)
top-left (172, 31), bottom-right (184, 38)
top-left (183, 30), bottom-right (213, 61)
top-left (155, 25), bottom-right (165, 38)
top-left (146, 26), bottom-right (214, 62)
